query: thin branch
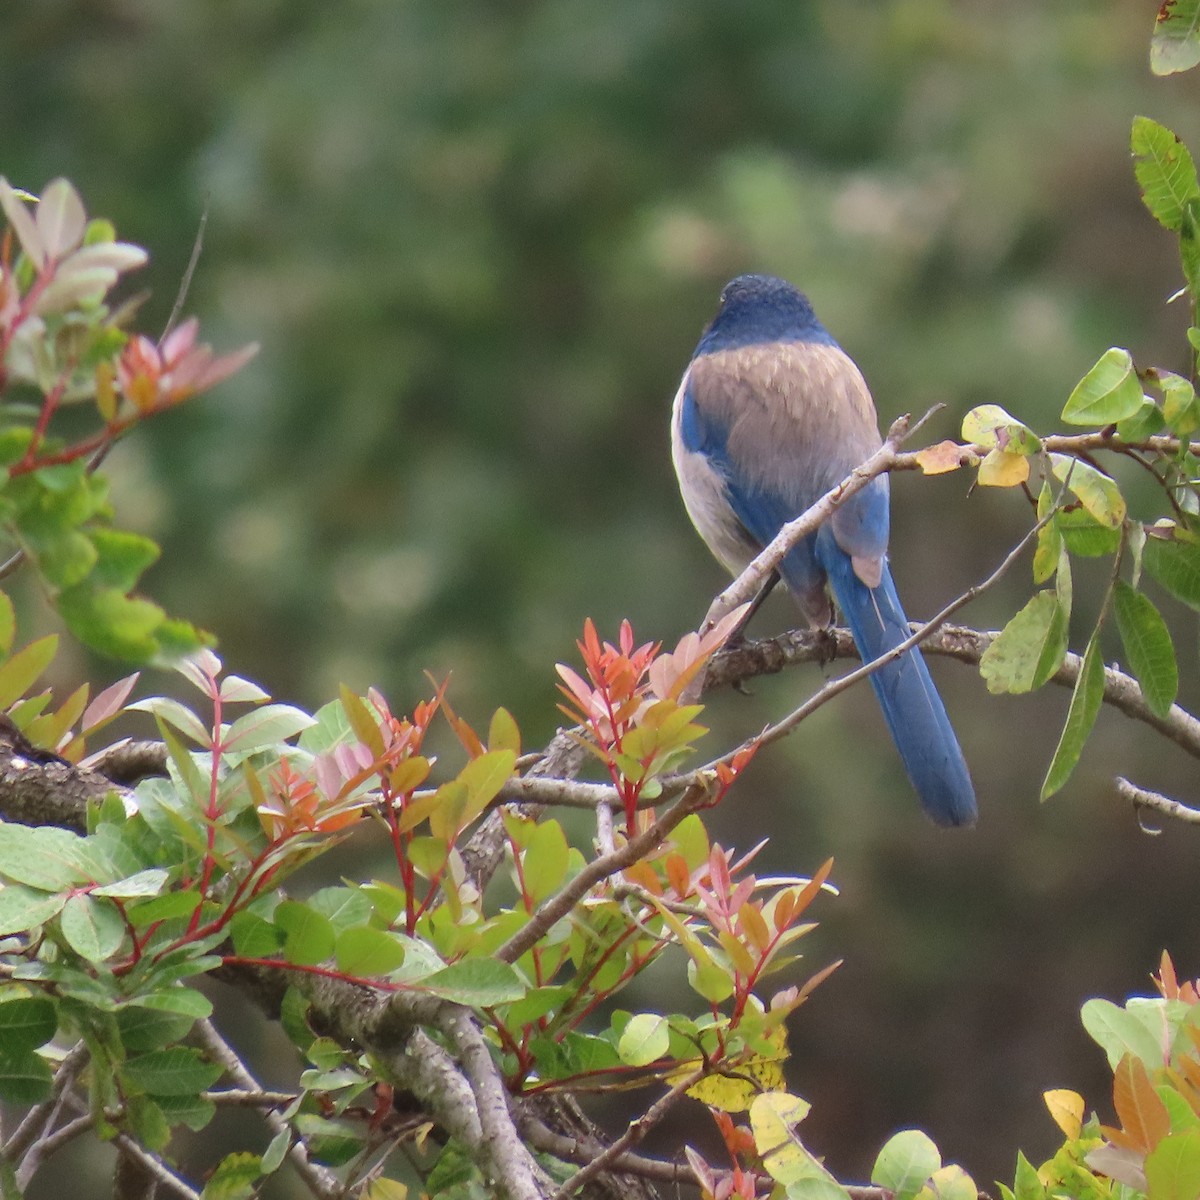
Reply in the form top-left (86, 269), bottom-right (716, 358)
top-left (13, 1114), bottom-right (92, 1188)
top-left (194, 1018), bottom-right (340, 1200)
top-left (2, 1040), bottom-right (88, 1161)
top-left (206, 1088), bottom-right (297, 1107)
top-left (108, 1130), bottom-right (201, 1200)
top-left (548, 1067), bottom-right (706, 1200)
top-left (701, 415), bottom-right (912, 632)
top-left (437, 1005), bottom-right (553, 1200)
top-left (494, 778), bottom-right (716, 965)
top-left (161, 205), bottom-right (209, 342)
top-left (520, 1113), bottom-right (690, 1185)
top-left (746, 502), bottom-right (1046, 755)
top-left (889, 431), bottom-right (1200, 473)
top-left (1115, 777), bottom-right (1200, 824)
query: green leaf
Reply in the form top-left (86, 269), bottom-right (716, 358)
top-left (58, 584), bottom-right (163, 661)
top-left (786, 1179), bottom-right (853, 1200)
top-left (1152, 2), bottom-right (1200, 75)
top-left (1161, 371), bottom-right (1200, 436)
top-left (1033, 484), bottom-right (1063, 585)
top-left (199, 1150), bottom-right (262, 1200)
top-left (1132, 116), bottom-right (1200, 226)
top-left (127, 891), bottom-right (201, 927)
top-left (274, 901), bottom-right (335, 966)
top-left (421, 958), bottom-right (525, 1006)
top-left (59, 894), bottom-right (126, 961)
top-left (123, 1047), bottom-right (223, 1096)
top-left (116, 1006), bottom-right (197, 1052)
top-left (334, 926), bottom-right (407, 977)
top-left (1082, 997), bottom-right (1172, 1070)
top-left (223, 703), bottom-right (316, 754)
top-left (1062, 348), bottom-right (1145, 425)
top-left (308, 886), bottom-right (373, 932)
top-left (1056, 506), bottom-right (1122, 558)
top-left (1145, 533), bottom-right (1200, 610)
top-left (688, 955), bottom-right (737, 1003)
top-left (230, 911), bottom-right (285, 957)
top-left (1012, 1151), bottom-right (1046, 1200)
top-left (617, 1012), bottom-right (670, 1067)
top-left (292, 1115), bottom-right (360, 1167)
top-left (0, 634), bottom-right (58, 708)
top-left (34, 530), bottom-right (97, 588)
top-left (1184, 200), bottom-right (1200, 301)
top-left (0, 591), bottom-right (14, 656)
top-left (979, 592), bottom-right (1068, 694)
top-left (872, 1130), bottom-right (941, 1200)
top-left (1146, 1130), bottom-right (1200, 1200)
top-left (0, 883), bottom-right (67, 934)
top-left (122, 989), bottom-right (213, 1019)
top-left (488, 706), bottom-right (521, 756)
top-left (456, 748), bottom-right (516, 827)
top-left (1041, 631), bottom-right (1106, 800)
top-left (1118, 398), bottom-right (1168, 442)
top-left (0, 824), bottom-right (93, 890)
top-left (0, 997), bottom-right (56, 1051)
top-left (93, 868), bottom-right (169, 899)
top-left (0, 1050), bottom-right (53, 1104)
top-left (261, 1129), bottom-right (291, 1175)
top-left (89, 528), bottom-right (161, 591)
top-left (1050, 454), bottom-right (1126, 528)
top-left (157, 1091), bottom-right (216, 1133)
top-left (1114, 582), bottom-right (1178, 717)
top-left (128, 695), bottom-right (211, 745)
top-left (922, 1166), bottom-right (979, 1200)
top-left (522, 820), bottom-right (570, 903)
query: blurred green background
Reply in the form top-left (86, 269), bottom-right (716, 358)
top-left (7, 0), bottom-right (1200, 1191)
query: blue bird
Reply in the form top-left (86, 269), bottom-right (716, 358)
top-left (671, 274), bottom-right (976, 827)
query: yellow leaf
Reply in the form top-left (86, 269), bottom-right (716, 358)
top-left (750, 1091), bottom-right (812, 1184)
top-left (1044, 1089), bottom-right (1085, 1140)
top-left (977, 447), bottom-right (1030, 488)
top-left (914, 440), bottom-right (967, 474)
top-left (671, 1026), bottom-right (790, 1113)
top-left (962, 403), bottom-right (1033, 448)
top-left (95, 360), bottom-right (117, 422)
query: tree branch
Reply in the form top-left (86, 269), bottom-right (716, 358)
top-left (193, 1018), bottom-right (341, 1200)
top-left (494, 777), bottom-right (717, 966)
top-left (1114, 777), bottom-right (1200, 824)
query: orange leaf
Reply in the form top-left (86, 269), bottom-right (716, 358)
top-left (1113, 1053), bottom-right (1171, 1153)
top-left (664, 852), bottom-right (692, 898)
top-left (738, 903), bottom-right (771, 953)
top-left (1158, 951), bottom-right (1179, 999)
top-left (787, 858), bottom-right (834, 922)
top-left (623, 860), bottom-right (663, 895)
top-left (914, 440), bottom-right (966, 474)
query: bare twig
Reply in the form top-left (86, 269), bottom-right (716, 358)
top-left (2, 1040), bottom-right (89, 1162)
top-left (521, 1113), bottom-right (691, 1185)
top-left (161, 204), bottom-right (209, 342)
top-left (549, 1067), bottom-right (707, 1200)
top-left (194, 1019), bottom-right (340, 1200)
top-left (13, 1114), bottom-right (93, 1188)
top-left (746, 501), bottom-right (1046, 755)
top-left (1115, 777), bottom-right (1200, 824)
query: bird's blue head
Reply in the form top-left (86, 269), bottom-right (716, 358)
top-left (694, 274), bottom-right (835, 356)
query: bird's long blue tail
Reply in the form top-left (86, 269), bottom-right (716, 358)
top-left (809, 530), bottom-right (976, 827)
